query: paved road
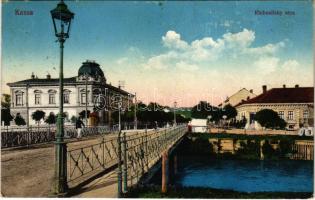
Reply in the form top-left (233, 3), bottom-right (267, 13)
top-left (1, 134), bottom-right (116, 197)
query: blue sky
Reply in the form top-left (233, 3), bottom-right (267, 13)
top-left (2, 1), bottom-right (313, 106)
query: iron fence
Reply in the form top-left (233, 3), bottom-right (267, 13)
top-left (65, 125), bottom-right (187, 189)
top-left (66, 136), bottom-right (119, 187)
top-left (119, 125), bottom-right (187, 193)
top-left (1, 125), bottom-right (114, 149)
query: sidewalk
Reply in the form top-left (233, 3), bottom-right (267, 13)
top-left (72, 170), bottom-right (118, 198)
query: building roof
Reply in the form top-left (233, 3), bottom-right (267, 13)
top-left (78, 60), bottom-right (105, 78)
top-left (7, 76), bottom-right (133, 96)
top-left (7, 77), bottom-right (77, 86)
top-left (235, 87), bottom-right (314, 107)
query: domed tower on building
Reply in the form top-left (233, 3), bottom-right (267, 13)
top-left (77, 60), bottom-right (106, 83)
top-left (7, 60), bottom-right (134, 127)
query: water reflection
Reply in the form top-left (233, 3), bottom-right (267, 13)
top-left (175, 157), bottom-right (313, 192)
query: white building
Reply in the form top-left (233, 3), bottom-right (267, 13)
top-left (7, 60), bottom-right (134, 126)
top-left (218, 88), bottom-right (256, 108)
top-left (235, 85), bottom-right (314, 130)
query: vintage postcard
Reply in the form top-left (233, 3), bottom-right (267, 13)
top-left (1, 0), bottom-right (313, 198)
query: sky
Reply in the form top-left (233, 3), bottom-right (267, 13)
top-left (2, 0), bottom-right (313, 107)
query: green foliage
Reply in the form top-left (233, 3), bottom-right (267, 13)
top-left (254, 109), bottom-right (287, 129)
top-left (223, 104), bottom-right (237, 119)
top-left (236, 139), bottom-right (260, 159)
top-left (111, 102), bottom-right (190, 124)
top-left (191, 101), bottom-right (222, 122)
top-left (70, 115), bottom-right (77, 124)
top-left (126, 186), bottom-right (312, 199)
top-left (1, 94), bottom-right (11, 109)
top-left (1, 109), bottom-right (13, 126)
top-left (14, 113), bottom-right (26, 126)
top-left (45, 112), bottom-right (56, 125)
top-left (32, 110), bottom-right (46, 124)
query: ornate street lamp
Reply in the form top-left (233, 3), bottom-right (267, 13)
top-left (222, 115), bottom-right (227, 133)
top-left (50, 0), bottom-right (74, 195)
top-left (173, 101), bottom-right (177, 126)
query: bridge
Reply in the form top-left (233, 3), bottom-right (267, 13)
top-left (1, 125), bottom-right (187, 197)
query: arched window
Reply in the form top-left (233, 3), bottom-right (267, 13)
top-left (80, 89), bottom-right (89, 104)
top-left (34, 90), bottom-right (42, 105)
top-left (48, 89), bottom-right (57, 104)
top-left (63, 89), bottom-right (71, 104)
top-left (15, 90), bottom-right (24, 106)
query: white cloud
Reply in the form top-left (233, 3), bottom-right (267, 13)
top-left (281, 59), bottom-right (299, 71)
top-left (143, 28), bottom-right (287, 70)
top-left (222, 28), bottom-right (255, 48)
top-left (116, 57), bottom-right (128, 65)
top-left (175, 61), bottom-right (199, 71)
top-left (162, 30), bottom-right (188, 50)
top-left (254, 57), bottom-right (280, 74)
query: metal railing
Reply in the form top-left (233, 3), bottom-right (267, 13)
top-left (1, 125), bottom-right (114, 149)
top-left (118, 125), bottom-right (187, 194)
top-left (65, 125), bottom-right (187, 189)
top-left (67, 136), bottom-right (119, 186)
top-left (291, 141), bottom-right (314, 160)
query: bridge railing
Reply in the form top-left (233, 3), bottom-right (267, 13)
top-left (1, 125), bottom-right (114, 149)
top-left (65, 125), bottom-right (187, 189)
top-left (119, 124), bottom-right (187, 194)
top-left (66, 136), bottom-right (119, 187)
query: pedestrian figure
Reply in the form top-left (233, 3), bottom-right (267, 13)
top-left (76, 117), bottom-right (85, 139)
top-left (154, 121), bottom-right (158, 130)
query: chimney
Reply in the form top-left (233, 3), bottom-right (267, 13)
top-left (283, 84), bottom-right (286, 88)
top-left (31, 72), bottom-right (35, 79)
top-left (247, 96), bottom-right (250, 100)
top-left (295, 84), bottom-right (299, 88)
top-left (249, 89), bottom-right (253, 93)
top-left (46, 73), bottom-right (51, 79)
top-left (262, 85), bottom-right (267, 93)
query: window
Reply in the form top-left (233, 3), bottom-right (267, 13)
top-left (278, 111), bottom-right (284, 119)
top-left (49, 94), bottom-right (56, 104)
top-left (81, 93), bottom-right (87, 104)
top-left (303, 110), bottom-right (309, 119)
top-left (288, 111), bottom-right (294, 120)
top-left (64, 93), bottom-right (70, 104)
top-left (35, 94), bottom-right (41, 105)
top-left (16, 93), bottom-right (23, 106)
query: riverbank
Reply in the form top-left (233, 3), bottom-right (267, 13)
top-left (126, 186), bottom-right (313, 199)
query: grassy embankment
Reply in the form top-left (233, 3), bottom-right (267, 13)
top-left (126, 186), bottom-right (313, 199)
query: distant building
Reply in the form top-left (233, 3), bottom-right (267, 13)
top-left (7, 60), bottom-right (134, 126)
top-left (190, 118), bottom-right (208, 133)
top-left (235, 85), bottom-right (314, 130)
top-left (219, 88), bottom-right (256, 108)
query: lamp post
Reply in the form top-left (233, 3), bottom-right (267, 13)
top-left (222, 115), bottom-right (227, 133)
top-left (84, 73), bottom-right (88, 126)
top-left (50, 0), bottom-right (74, 195)
top-left (134, 93), bottom-right (137, 130)
top-left (173, 101), bottom-right (177, 126)
top-left (207, 115), bottom-right (212, 133)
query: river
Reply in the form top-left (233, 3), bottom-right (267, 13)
top-left (174, 157), bottom-right (313, 192)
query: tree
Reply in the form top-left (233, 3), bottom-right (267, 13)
top-left (223, 104), bottom-right (237, 120)
top-left (79, 110), bottom-right (90, 119)
top-left (1, 94), bottom-right (10, 109)
top-left (14, 113), bottom-right (26, 126)
top-left (1, 109), bottom-right (13, 126)
top-left (45, 112), bottom-right (56, 125)
top-left (254, 109), bottom-right (287, 129)
top-left (32, 110), bottom-right (46, 126)
top-left (191, 101), bottom-right (222, 122)
top-left (70, 116), bottom-right (77, 124)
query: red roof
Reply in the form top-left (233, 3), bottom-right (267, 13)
top-left (236, 87), bottom-right (314, 107)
